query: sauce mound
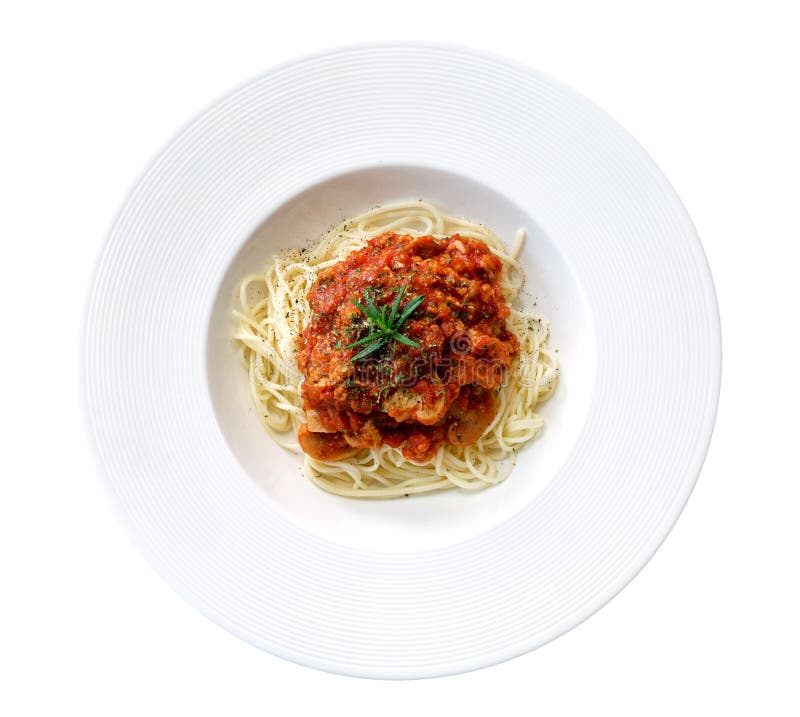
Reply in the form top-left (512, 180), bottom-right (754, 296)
top-left (296, 232), bottom-right (519, 463)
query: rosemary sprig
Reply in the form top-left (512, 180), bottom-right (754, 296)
top-left (345, 284), bottom-right (425, 361)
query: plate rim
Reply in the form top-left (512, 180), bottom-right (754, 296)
top-left (81, 42), bottom-right (721, 679)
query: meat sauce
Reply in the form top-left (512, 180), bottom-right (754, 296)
top-left (296, 232), bottom-right (519, 463)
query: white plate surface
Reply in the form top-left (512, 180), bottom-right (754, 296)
top-left (83, 45), bottom-right (720, 678)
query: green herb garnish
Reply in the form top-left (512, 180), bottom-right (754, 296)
top-left (345, 284), bottom-right (424, 361)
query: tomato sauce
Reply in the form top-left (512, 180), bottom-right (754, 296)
top-left (296, 233), bottom-right (519, 462)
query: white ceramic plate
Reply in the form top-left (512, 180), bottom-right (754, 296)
top-left (83, 45), bottom-right (720, 678)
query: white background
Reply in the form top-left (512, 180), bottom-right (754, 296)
top-left (2, 1), bottom-right (798, 714)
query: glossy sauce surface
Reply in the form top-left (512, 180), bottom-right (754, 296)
top-left (297, 232), bottom-right (518, 462)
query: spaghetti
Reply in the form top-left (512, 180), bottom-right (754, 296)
top-left (233, 201), bottom-right (558, 497)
